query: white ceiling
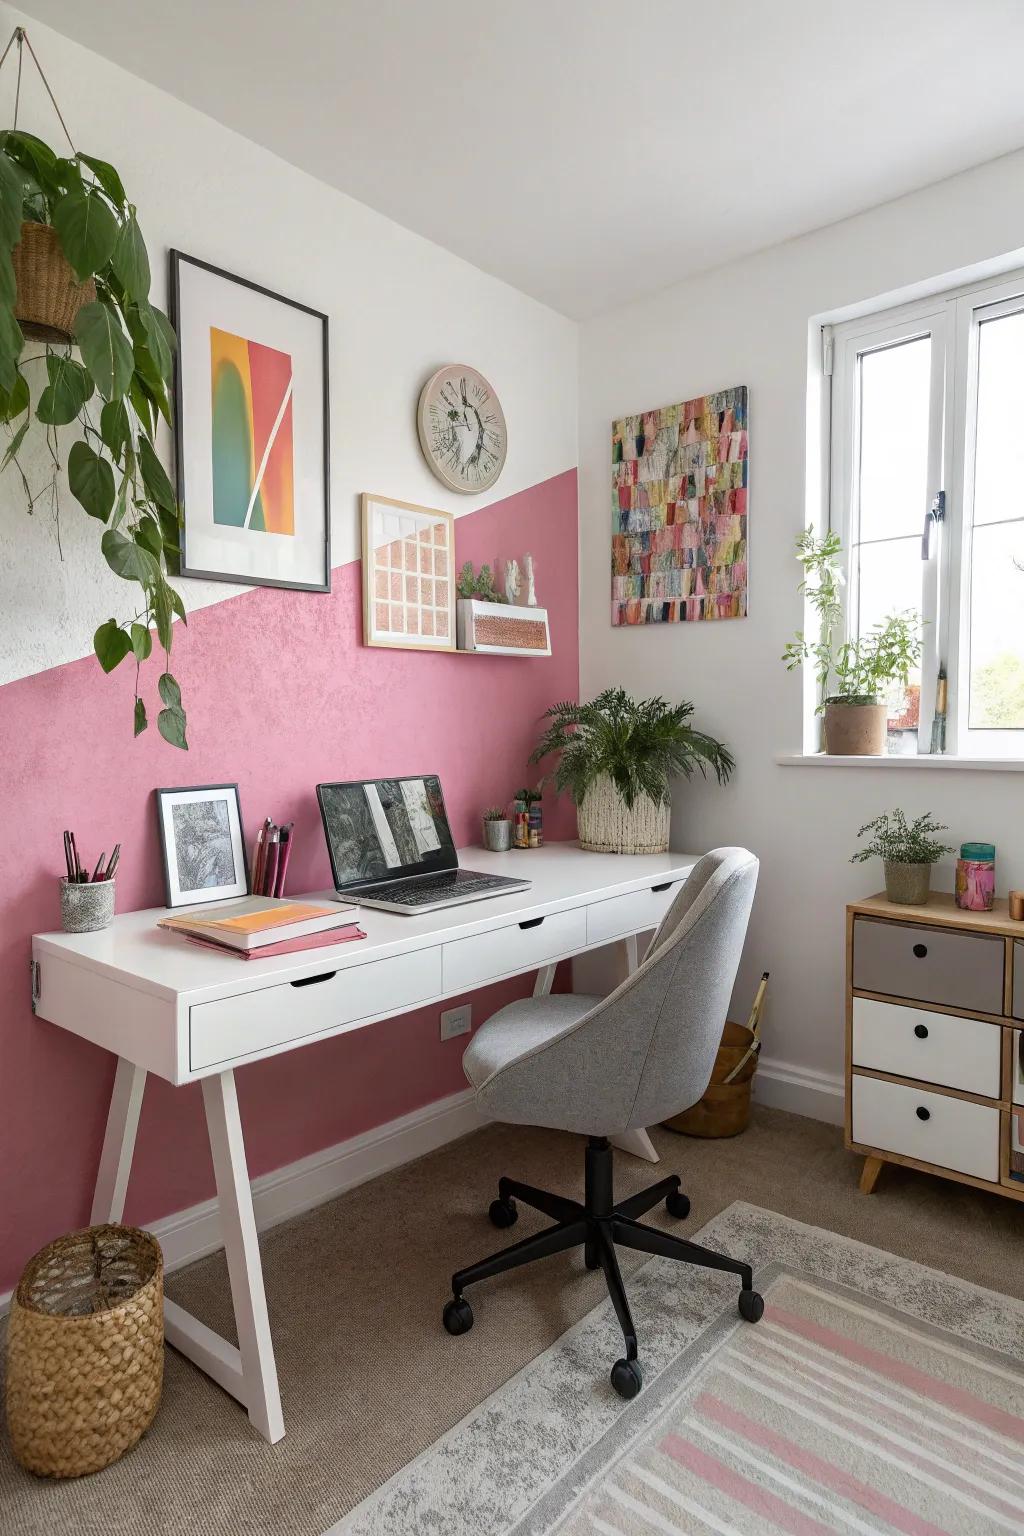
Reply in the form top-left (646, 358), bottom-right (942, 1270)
top-left (14, 0), bottom-right (1024, 318)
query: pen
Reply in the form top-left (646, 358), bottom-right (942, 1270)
top-left (105, 844), bottom-right (121, 882)
top-left (91, 852), bottom-right (107, 883)
top-left (63, 830), bottom-right (74, 881)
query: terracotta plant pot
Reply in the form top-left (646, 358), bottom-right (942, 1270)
top-left (884, 861), bottom-right (931, 906)
top-left (12, 220), bottom-right (96, 344)
top-left (822, 699), bottom-right (887, 755)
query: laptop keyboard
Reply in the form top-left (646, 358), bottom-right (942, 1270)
top-left (356, 871), bottom-right (523, 906)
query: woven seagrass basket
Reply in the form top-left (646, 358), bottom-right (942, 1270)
top-left (12, 220), bottom-right (96, 343)
top-left (5, 1224), bottom-right (164, 1478)
top-left (577, 774), bottom-right (670, 855)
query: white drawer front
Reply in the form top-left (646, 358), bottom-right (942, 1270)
top-left (190, 948), bottom-right (442, 1071)
top-left (586, 881), bottom-right (682, 946)
top-left (443, 907), bottom-right (587, 994)
top-left (852, 1075), bottom-right (999, 1183)
top-left (851, 997), bottom-right (1001, 1098)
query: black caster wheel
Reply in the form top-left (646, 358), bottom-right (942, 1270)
top-left (443, 1296), bottom-right (474, 1335)
top-left (666, 1189), bottom-right (691, 1220)
top-left (489, 1196), bottom-right (518, 1229)
top-left (738, 1289), bottom-right (764, 1323)
top-left (584, 1241), bottom-right (600, 1271)
top-left (610, 1357), bottom-right (643, 1400)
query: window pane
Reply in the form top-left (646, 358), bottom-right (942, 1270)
top-left (856, 535), bottom-right (923, 751)
top-left (973, 309), bottom-right (1024, 528)
top-left (857, 336), bottom-right (931, 543)
top-left (968, 520), bottom-right (1024, 730)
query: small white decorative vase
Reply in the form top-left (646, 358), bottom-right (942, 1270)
top-left (577, 775), bottom-right (670, 855)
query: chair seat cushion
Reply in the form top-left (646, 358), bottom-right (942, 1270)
top-left (463, 994), bottom-right (603, 1091)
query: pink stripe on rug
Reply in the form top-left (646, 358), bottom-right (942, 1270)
top-left (698, 1392), bottom-right (948, 1536)
top-left (659, 1432), bottom-right (835, 1536)
top-left (769, 1303), bottom-right (1024, 1445)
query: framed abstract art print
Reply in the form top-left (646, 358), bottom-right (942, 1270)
top-left (170, 251), bottom-right (330, 591)
top-left (361, 493), bottom-right (456, 651)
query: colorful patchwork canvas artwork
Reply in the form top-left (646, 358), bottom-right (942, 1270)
top-left (210, 327), bottom-right (295, 534)
top-left (611, 386), bottom-right (748, 625)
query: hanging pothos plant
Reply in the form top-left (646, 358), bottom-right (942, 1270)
top-left (0, 31), bottom-right (187, 746)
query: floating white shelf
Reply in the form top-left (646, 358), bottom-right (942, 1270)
top-left (456, 598), bottom-right (551, 657)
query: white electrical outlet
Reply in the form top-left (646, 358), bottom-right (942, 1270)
top-left (440, 1004), bottom-right (472, 1042)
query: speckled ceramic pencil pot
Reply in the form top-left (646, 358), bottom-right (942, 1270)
top-left (60, 878), bottom-right (115, 933)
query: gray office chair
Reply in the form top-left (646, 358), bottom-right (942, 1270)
top-left (442, 847), bottom-right (761, 1399)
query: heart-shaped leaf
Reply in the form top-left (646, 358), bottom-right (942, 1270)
top-left (93, 618), bottom-right (132, 673)
top-left (134, 514), bottom-right (163, 561)
top-left (157, 702), bottom-right (188, 750)
top-left (74, 301), bottom-right (133, 401)
top-left (101, 527), bottom-right (161, 584)
top-left (52, 187), bottom-right (118, 280)
top-left (111, 213), bottom-right (150, 302)
top-left (133, 696), bottom-right (147, 736)
top-left (152, 576), bottom-right (173, 651)
top-left (0, 370), bottom-right (29, 421)
top-left (2, 131), bottom-right (62, 199)
top-left (68, 440), bottom-right (115, 522)
top-left (99, 398), bottom-right (131, 460)
top-left (138, 435), bottom-right (176, 513)
top-left (78, 153), bottom-right (127, 208)
top-left (0, 154), bottom-right (25, 247)
top-left (157, 671), bottom-right (182, 710)
top-left (131, 622), bottom-right (152, 662)
top-left (36, 353), bottom-right (93, 425)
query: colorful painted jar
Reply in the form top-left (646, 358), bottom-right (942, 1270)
top-left (955, 842), bottom-right (996, 912)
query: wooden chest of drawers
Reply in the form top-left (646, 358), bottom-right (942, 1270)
top-left (846, 892), bottom-right (1024, 1202)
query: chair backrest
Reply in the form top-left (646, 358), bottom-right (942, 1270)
top-left (479, 848), bottom-right (758, 1137)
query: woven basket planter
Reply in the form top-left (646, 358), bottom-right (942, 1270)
top-left (577, 775), bottom-right (670, 855)
top-left (12, 221), bottom-right (96, 343)
top-left (5, 1224), bottom-right (164, 1478)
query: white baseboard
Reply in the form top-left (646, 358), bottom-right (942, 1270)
top-left (0, 1088), bottom-right (484, 1317)
top-left (753, 1053), bottom-right (845, 1125)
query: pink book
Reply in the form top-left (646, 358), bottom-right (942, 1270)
top-left (183, 925), bottom-right (365, 960)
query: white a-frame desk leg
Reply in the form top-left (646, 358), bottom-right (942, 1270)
top-left (91, 1056), bottom-right (147, 1224)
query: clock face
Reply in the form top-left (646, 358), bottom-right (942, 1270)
top-left (417, 365), bottom-right (507, 494)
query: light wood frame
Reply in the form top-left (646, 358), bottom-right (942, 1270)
top-left (360, 493), bottom-right (456, 653)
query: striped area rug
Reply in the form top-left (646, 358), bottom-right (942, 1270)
top-left (331, 1204), bottom-right (1024, 1536)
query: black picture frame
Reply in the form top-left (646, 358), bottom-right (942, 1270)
top-left (155, 782), bottom-right (249, 909)
top-left (169, 250), bottom-right (331, 593)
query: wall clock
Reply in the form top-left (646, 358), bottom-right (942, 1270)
top-left (417, 364), bottom-right (508, 494)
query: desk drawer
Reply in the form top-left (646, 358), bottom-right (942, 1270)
top-left (851, 996), bottom-right (1001, 1098)
top-left (852, 917), bottom-right (1003, 1015)
top-left (587, 881), bottom-right (682, 946)
top-left (852, 1075), bottom-right (999, 1183)
top-left (189, 948), bottom-right (442, 1071)
top-left (1014, 942), bottom-right (1024, 1021)
top-left (443, 907), bottom-right (586, 993)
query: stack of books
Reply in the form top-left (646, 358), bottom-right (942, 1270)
top-left (159, 896), bottom-right (363, 960)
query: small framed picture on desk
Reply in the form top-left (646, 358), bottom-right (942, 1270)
top-left (156, 784), bottom-right (248, 907)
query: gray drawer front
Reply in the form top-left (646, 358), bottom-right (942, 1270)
top-left (1015, 941), bottom-right (1024, 1021)
top-left (853, 918), bottom-right (1003, 1015)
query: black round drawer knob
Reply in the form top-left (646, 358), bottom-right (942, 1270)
top-left (912, 943), bottom-right (928, 958)
top-left (916, 1106), bottom-right (931, 1121)
top-left (914, 1023), bottom-right (929, 1039)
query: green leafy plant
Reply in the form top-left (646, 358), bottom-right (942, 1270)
top-left (457, 560), bottom-right (505, 603)
top-left (0, 121), bottom-right (186, 747)
top-left (530, 688), bottom-right (734, 809)
top-left (482, 805), bottom-right (509, 822)
top-left (782, 526), bottom-right (921, 713)
top-left (514, 786), bottom-right (541, 805)
top-left (850, 809), bottom-right (953, 867)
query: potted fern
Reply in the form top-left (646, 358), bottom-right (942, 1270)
top-left (530, 688), bottom-right (734, 854)
top-left (850, 809), bottom-right (953, 905)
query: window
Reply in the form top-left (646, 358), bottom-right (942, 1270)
top-left (828, 269), bottom-right (1024, 757)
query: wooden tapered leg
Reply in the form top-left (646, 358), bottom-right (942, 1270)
top-left (859, 1155), bottom-right (885, 1195)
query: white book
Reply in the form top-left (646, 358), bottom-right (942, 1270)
top-left (159, 895), bottom-right (359, 952)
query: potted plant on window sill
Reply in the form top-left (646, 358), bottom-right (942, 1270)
top-left (782, 527), bottom-right (922, 755)
top-left (530, 688), bottom-right (734, 855)
top-left (850, 808), bottom-right (953, 905)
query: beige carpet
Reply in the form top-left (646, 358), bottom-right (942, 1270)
top-left (2, 1106), bottom-right (1022, 1535)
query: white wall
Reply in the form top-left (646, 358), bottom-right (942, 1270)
top-left (578, 150), bottom-right (1024, 1120)
top-left (0, 2), bottom-right (577, 687)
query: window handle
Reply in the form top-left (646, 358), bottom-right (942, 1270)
top-left (921, 489), bottom-right (945, 559)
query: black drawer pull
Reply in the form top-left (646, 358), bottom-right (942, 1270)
top-left (912, 943), bottom-right (928, 959)
top-left (651, 882), bottom-right (673, 893)
top-left (290, 971), bottom-right (337, 988)
top-left (916, 1106), bottom-right (931, 1121)
top-left (914, 1023), bottom-right (929, 1039)
top-left (519, 916), bottom-right (544, 930)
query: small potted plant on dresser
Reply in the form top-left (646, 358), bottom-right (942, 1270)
top-left (481, 806), bottom-right (512, 851)
top-left (530, 688), bottom-right (733, 854)
top-left (850, 809), bottom-right (953, 905)
top-left (782, 527), bottom-right (921, 755)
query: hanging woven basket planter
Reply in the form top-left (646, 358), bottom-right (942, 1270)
top-left (12, 219), bottom-right (95, 342)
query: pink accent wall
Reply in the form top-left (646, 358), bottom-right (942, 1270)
top-left (0, 469), bottom-right (578, 1293)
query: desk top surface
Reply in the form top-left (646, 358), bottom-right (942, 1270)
top-left (34, 843), bottom-right (700, 1004)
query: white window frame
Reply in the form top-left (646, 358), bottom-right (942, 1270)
top-left (826, 265), bottom-right (1024, 759)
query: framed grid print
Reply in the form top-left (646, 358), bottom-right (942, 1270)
top-left (361, 494), bottom-right (456, 651)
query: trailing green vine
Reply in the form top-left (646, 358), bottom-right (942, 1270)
top-left (0, 126), bottom-right (187, 747)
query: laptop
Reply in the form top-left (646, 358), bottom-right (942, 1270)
top-left (316, 775), bottom-right (531, 914)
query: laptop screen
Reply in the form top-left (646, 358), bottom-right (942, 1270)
top-left (317, 775), bottom-right (458, 890)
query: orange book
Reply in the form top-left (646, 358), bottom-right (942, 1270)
top-left (159, 896), bottom-right (358, 951)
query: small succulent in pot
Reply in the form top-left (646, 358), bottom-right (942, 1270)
top-left (850, 808), bottom-right (953, 905)
top-left (482, 805), bottom-right (512, 851)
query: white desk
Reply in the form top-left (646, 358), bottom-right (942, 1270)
top-left (31, 842), bottom-right (698, 1443)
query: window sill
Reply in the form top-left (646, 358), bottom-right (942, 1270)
top-left (776, 753), bottom-right (1024, 773)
